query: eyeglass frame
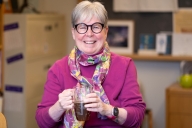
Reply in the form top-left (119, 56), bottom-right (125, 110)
top-left (74, 22), bottom-right (105, 34)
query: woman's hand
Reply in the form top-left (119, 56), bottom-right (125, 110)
top-left (49, 89), bottom-right (74, 121)
top-left (58, 89), bottom-right (74, 111)
top-left (84, 92), bottom-right (112, 117)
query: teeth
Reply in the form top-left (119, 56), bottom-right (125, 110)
top-left (85, 41), bottom-right (94, 44)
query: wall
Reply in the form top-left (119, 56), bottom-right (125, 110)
top-left (17, 0), bottom-right (182, 128)
top-left (101, 0), bottom-right (173, 53)
top-left (135, 61), bottom-right (180, 128)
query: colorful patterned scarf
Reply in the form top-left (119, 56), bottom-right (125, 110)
top-left (64, 42), bottom-right (111, 128)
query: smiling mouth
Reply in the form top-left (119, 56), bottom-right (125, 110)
top-left (84, 41), bottom-right (96, 44)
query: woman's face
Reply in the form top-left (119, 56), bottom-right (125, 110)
top-left (72, 16), bottom-right (108, 55)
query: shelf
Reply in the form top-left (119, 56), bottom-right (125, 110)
top-left (121, 54), bottom-right (192, 62)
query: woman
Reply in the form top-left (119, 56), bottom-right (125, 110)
top-left (35, 1), bottom-right (146, 128)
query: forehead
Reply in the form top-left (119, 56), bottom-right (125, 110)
top-left (77, 16), bottom-right (101, 24)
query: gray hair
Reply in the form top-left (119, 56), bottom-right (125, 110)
top-left (71, 1), bottom-right (108, 27)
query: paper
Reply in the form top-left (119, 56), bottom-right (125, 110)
top-left (156, 32), bottom-right (172, 55)
top-left (6, 53), bottom-right (23, 64)
top-left (4, 85), bottom-right (23, 112)
top-left (173, 9), bottom-right (192, 33)
top-left (172, 33), bottom-right (192, 56)
top-left (4, 23), bottom-right (23, 51)
top-left (113, 0), bottom-right (178, 12)
top-left (156, 34), bottom-right (167, 54)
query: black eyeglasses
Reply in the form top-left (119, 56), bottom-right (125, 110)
top-left (74, 22), bottom-right (104, 34)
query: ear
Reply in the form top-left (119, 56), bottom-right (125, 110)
top-left (71, 28), bottom-right (76, 40)
top-left (105, 27), bottom-right (108, 34)
top-left (104, 27), bottom-right (108, 39)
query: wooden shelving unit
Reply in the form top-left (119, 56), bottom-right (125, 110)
top-left (166, 82), bottom-right (192, 128)
top-left (0, 2), bottom-right (4, 93)
top-left (0, 4), bottom-right (3, 49)
top-left (121, 54), bottom-right (192, 62)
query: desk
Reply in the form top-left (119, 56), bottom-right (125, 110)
top-left (166, 83), bottom-right (192, 128)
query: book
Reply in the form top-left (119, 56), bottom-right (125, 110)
top-left (172, 33), bottom-right (192, 56)
top-left (156, 33), bottom-right (172, 55)
top-left (139, 34), bottom-right (155, 49)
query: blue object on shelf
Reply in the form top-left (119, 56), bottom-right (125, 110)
top-left (139, 34), bottom-right (155, 49)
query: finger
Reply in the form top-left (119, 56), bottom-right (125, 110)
top-left (59, 100), bottom-right (74, 109)
top-left (86, 107), bottom-right (99, 112)
top-left (59, 99), bottom-right (73, 105)
top-left (85, 93), bottom-right (97, 98)
top-left (59, 96), bottom-right (73, 102)
top-left (86, 103), bottom-right (100, 112)
top-left (84, 102), bottom-right (99, 108)
top-left (76, 83), bottom-right (81, 86)
top-left (61, 104), bottom-right (74, 109)
top-left (60, 89), bottom-right (74, 97)
top-left (84, 97), bottom-right (98, 104)
top-left (59, 93), bottom-right (73, 101)
top-left (86, 102), bottom-right (103, 113)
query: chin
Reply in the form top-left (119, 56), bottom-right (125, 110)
top-left (84, 51), bottom-right (98, 55)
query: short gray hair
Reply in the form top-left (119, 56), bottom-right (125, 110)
top-left (71, 1), bottom-right (108, 27)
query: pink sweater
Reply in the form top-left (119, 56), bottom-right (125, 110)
top-left (35, 52), bottom-right (146, 128)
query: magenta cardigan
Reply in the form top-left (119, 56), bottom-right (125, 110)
top-left (35, 52), bottom-right (146, 128)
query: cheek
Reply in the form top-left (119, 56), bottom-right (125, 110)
top-left (98, 33), bottom-right (107, 41)
top-left (74, 33), bottom-right (84, 41)
top-left (75, 34), bottom-right (84, 40)
top-left (72, 29), bottom-right (84, 41)
top-left (77, 35), bottom-right (84, 40)
top-left (101, 30), bottom-right (108, 40)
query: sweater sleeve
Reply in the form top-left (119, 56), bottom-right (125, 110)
top-left (35, 62), bottom-right (63, 128)
top-left (120, 59), bottom-right (146, 128)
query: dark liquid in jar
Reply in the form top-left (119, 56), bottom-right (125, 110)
top-left (74, 102), bottom-right (90, 121)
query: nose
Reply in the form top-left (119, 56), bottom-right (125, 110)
top-left (86, 26), bottom-right (93, 36)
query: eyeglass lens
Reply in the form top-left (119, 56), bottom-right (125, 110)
top-left (75, 23), bottom-right (104, 34)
